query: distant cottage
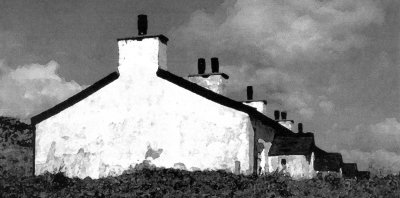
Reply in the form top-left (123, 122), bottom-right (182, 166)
top-left (30, 15), bottom-right (366, 179)
top-left (268, 134), bottom-right (315, 179)
top-left (342, 163), bottom-right (358, 179)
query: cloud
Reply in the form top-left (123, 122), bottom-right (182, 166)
top-left (318, 98), bottom-right (334, 114)
top-left (321, 118), bottom-right (400, 174)
top-left (171, 0), bottom-right (385, 119)
top-left (353, 118), bottom-right (400, 153)
top-left (222, 64), bottom-right (317, 118)
top-left (325, 118), bottom-right (400, 152)
top-left (0, 60), bottom-right (84, 119)
top-left (173, 0), bottom-right (384, 65)
top-left (340, 149), bottom-right (400, 175)
top-left (372, 118), bottom-right (400, 136)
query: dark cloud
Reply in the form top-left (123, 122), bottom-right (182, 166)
top-left (170, 0), bottom-right (393, 118)
top-left (170, 0), bottom-right (400, 172)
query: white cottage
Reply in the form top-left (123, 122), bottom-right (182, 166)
top-left (267, 134), bottom-right (316, 179)
top-left (30, 16), bottom-right (294, 179)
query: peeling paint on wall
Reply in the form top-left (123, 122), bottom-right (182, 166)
top-left (268, 153), bottom-right (315, 180)
top-left (34, 37), bottom-right (253, 179)
top-left (188, 75), bottom-right (227, 95)
top-left (258, 139), bottom-right (272, 174)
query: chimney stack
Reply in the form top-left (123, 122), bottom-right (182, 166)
top-left (117, 15), bottom-right (168, 81)
top-left (211, 57), bottom-right (219, 73)
top-left (276, 111), bottom-right (294, 130)
top-left (281, 111), bottom-right (287, 120)
top-left (138, 14), bottom-right (148, 35)
top-left (198, 58), bottom-right (206, 74)
top-left (242, 86), bottom-right (267, 115)
top-left (298, 123), bottom-right (303, 133)
top-left (247, 86), bottom-right (253, 100)
top-left (188, 57), bottom-right (229, 94)
top-left (274, 110), bottom-right (280, 120)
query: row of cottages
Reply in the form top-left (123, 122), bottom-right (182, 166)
top-left (269, 114), bottom-right (370, 179)
top-left (30, 15), bottom-right (365, 180)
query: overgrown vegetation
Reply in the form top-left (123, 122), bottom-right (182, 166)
top-left (0, 117), bottom-right (33, 177)
top-left (1, 168), bottom-right (400, 197)
top-left (1, 116), bottom-right (400, 197)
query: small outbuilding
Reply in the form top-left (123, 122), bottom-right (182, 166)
top-left (342, 163), bottom-right (358, 179)
top-left (267, 135), bottom-right (315, 179)
top-left (314, 152), bottom-right (343, 178)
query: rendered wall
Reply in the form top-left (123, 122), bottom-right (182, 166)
top-left (188, 75), bottom-right (226, 95)
top-left (268, 153), bottom-right (315, 180)
top-left (253, 119), bottom-right (275, 174)
top-left (34, 37), bottom-right (253, 179)
top-left (278, 121), bottom-right (293, 130)
top-left (243, 102), bottom-right (266, 115)
top-left (257, 139), bottom-right (272, 174)
top-left (242, 101), bottom-right (275, 175)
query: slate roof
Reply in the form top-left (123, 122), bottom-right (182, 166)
top-left (278, 131), bottom-right (315, 138)
top-left (342, 163), bottom-right (358, 178)
top-left (313, 146), bottom-right (328, 156)
top-left (31, 35), bottom-right (294, 136)
top-left (268, 135), bottom-right (315, 156)
top-left (314, 152), bottom-right (343, 172)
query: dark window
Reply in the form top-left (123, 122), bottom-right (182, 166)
top-left (281, 159), bottom-right (286, 165)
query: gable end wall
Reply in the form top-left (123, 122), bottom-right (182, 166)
top-left (34, 37), bottom-right (254, 179)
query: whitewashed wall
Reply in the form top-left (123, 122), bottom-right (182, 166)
top-left (34, 37), bottom-right (253, 179)
top-left (278, 121), bottom-right (293, 131)
top-left (188, 75), bottom-right (227, 95)
top-left (268, 153), bottom-right (315, 180)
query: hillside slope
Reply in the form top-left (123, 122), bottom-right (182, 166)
top-left (0, 116), bottom-right (34, 177)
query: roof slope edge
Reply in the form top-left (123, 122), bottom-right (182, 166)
top-left (30, 67), bottom-right (294, 136)
top-left (31, 71), bottom-right (120, 125)
top-left (156, 68), bottom-right (292, 135)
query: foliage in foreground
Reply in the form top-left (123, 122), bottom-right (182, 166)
top-left (1, 117), bottom-right (399, 197)
top-left (1, 168), bottom-right (400, 198)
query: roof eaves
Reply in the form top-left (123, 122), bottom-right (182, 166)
top-left (268, 136), bottom-right (315, 156)
top-left (156, 68), bottom-right (293, 135)
top-left (30, 71), bottom-right (120, 125)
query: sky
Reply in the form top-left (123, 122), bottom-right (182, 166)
top-left (0, 0), bottom-right (399, 174)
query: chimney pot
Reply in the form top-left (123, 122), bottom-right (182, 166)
top-left (281, 111), bottom-right (287, 120)
top-left (247, 86), bottom-right (253, 100)
top-left (211, 57), bottom-right (219, 73)
top-left (138, 14), bottom-right (148, 35)
top-left (274, 110), bottom-right (280, 120)
top-left (198, 58), bottom-right (206, 74)
top-left (298, 123), bottom-right (303, 133)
